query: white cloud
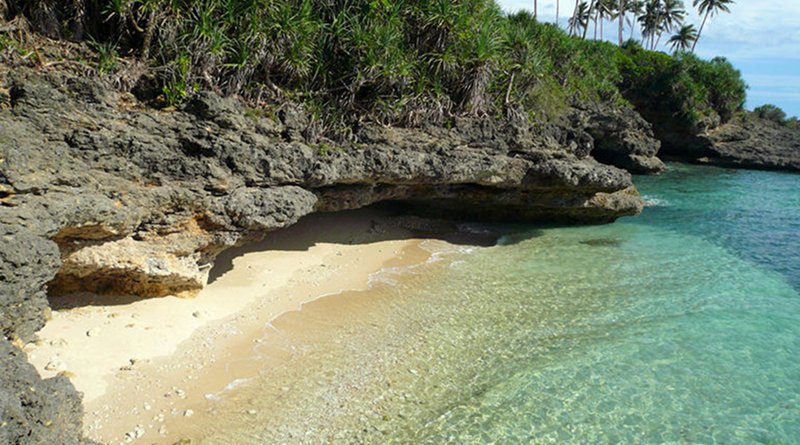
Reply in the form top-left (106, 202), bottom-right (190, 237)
top-left (497, 0), bottom-right (800, 59)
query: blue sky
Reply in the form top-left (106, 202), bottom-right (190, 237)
top-left (497, 0), bottom-right (800, 117)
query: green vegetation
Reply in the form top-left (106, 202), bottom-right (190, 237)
top-left (754, 104), bottom-right (799, 129)
top-left (4, 0), bottom-right (746, 137)
top-left (618, 42), bottom-right (745, 124)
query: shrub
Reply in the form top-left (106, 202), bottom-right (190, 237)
top-left (618, 42), bottom-right (746, 128)
top-left (754, 104), bottom-right (787, 124)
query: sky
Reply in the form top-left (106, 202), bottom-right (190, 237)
top-left (497, 0), bottom-right (800, 117)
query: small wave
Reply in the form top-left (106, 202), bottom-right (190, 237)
top-left (456, 223), bottom-right (493, 235)
top-left (224, 378), bottom-right (253, 391)
top-left (203, 377), bottom-right (255, 402)
top-left (642, 195), bottom-right (669, 207)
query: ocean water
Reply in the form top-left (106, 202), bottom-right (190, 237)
top-left (196, 164), bottom-right (800, 444)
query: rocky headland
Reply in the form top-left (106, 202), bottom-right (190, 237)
top-left (1, 68), bottom-right (799, 445)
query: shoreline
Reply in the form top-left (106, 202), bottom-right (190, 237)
top-left (25, 209), bottom-right (465, 444)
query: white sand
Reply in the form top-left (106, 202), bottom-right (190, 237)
top-left (25, 209), bottom-right (439, 444)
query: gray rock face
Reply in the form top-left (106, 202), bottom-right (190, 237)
top-left (0, 337), bottom-right (88, 445)
top-left (569, 103), bottom-right (665, 174)
top-left (0, 69), bottom-right (651, 444)
top-left (0, 68), bottom-right (649, 324)
top-left (630, 105), bottom-right (800, 172)
top-left (700, 114), bottom-right (800, 171)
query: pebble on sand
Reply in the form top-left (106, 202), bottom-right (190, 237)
top-left (44, 360), bottom-right (67, 372)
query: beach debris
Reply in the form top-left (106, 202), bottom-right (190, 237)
top-left (246, 409), bottom-right (257, 415)
top-left (86, 327), bottom-right (101, 337)
top-left (183, 409), bottom-right (194, 417)
top-left (175, 388), bottom-right (186, 398)
top-left (49, 338), bottom-right (68, 347)
top-left (158, 425), bottom-right (168, 436)
top-left (44, 360), bottom-right (67, 372)
top-left (192, 311), bottom-right (206, 319)
top-left (143, 403), bottom-right (152, 411)
top-left (124, 425), bottom-right (145, 442)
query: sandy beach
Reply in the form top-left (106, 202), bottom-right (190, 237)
top-left (25, 208), bottom-right (458, 444)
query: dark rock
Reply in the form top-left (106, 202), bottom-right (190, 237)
top-left (0, 337), bottom-right (86, 445)
top-left (0, 224), bottom-right (60, 341)
top-left (572, 103), bottom-right (665, 174)
top-left (225, 186), bottom-right (318, 231)
top-left (699, 114), bottom-right (800, 171)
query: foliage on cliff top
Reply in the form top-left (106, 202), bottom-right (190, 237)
top-left (754, 104), bottom-right (799, 129)
top-left (3, 0), bottom-right (746, 139)
top-left (618, 41), bottom-right (746, 128)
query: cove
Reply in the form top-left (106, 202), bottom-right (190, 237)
top-left (172, 164), bottom-right (800, 444)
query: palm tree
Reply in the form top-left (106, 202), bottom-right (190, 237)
top-left (617, 0), bottom-right (627, 45)
top-left (668, 23), bottom-right (698, 51)
top-left (569, 1), bottom-right (591, 37)
top-left (654, 0), bottom-right (686, 49)
top-left (639, 0), bottom-right (661, 49)
top-left (583, 0), bottom-right (596, 39)
top-left (595, 0), bottom-right (615, 41)
top-left (569, 0), bottom-right (579, 35)
top-left (534, 0), bottom-right (538, 19)
top-left (627, 0), bottom-right (644, 40)
top-left (691, 0), bottom-right (734, 52)
top-left (556, 0), bottom-right (560, 26)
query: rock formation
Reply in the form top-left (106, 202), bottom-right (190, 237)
top-left (0, 68), bottom-right (657, 444)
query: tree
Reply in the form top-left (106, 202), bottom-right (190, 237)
top-left (569, 1), bottom-right (591, 37)
top-left (668, 23), bottom-right (697, 51)
top-left (583, 0), bottom-right (596, 38)
top-left (627, 0), bottom-right (644, 40)
top-left (617, 0), bottom-right (627, 45)
top-left (692, 0), bottom-right (734, 52)
top-left (639, 0), bottom-right (661, 49)
top-left (556, 0), bottom-right (560, 26)
top-left (534, 0), bottom-right (538, 18)
top-left (654, 0), bottom-right (686, 49)
top-left (569, 0), bottom-right (579, 35)
top-left (594, 0), bottom-right (615, 40)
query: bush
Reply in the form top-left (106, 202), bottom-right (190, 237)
top-left (618, 42), bottom-right (746, 127)
top-left (754, 104), bottom-right (787, 124)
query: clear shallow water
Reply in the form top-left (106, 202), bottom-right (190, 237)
top-left (197, 164), bottom-right (800, 444)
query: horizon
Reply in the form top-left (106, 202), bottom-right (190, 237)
top-left (498, 0), bottom-right (800, 117)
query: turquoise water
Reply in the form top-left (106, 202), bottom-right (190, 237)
top-left (198, 164), bottom-right (800, 444)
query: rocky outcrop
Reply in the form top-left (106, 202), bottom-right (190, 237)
top-left (1, 69), bottom-right (645, 301)
top-left (628, 105), bottom-right (799, 172)
top-left (0, 336), bottom-right (89, 445)
top-left (0, 69), bottom-right (652, 444)
top-left (698, 114), bottom-right (800, 171)
top-left (568, 103), bottom-right (665, 174)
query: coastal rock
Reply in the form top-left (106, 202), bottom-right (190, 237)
top-left (570, 103), bottom-right (665, 174)
top-left (0, 337), bottom-right (89, 445)
top-left (700, 114), bottom-right (800, 171)
top-left (1, 69), bottom-right (645, 304)
top-left (0, 69), bottom-right (647, 444)
top-left (628, 102), bottom-right (799, 172)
